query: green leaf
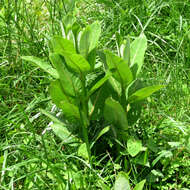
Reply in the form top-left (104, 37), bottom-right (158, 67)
top-left (63, 13), bottom-right (76, 35)
top-left (41, 100), bottom-right (80, 125)
top-left (40, 109), bottom-right (63, 125)
top-left (114, 172), bottom-right (131, 190)
top-left (22, 56), bottom-right (59, 78)
top-left (59, 100), bottom-right (80, 122)
top-left (49, 53), bottom-right (80, 98)
top-left (62, 52), bottom-right (91, 74)
top-left (128, 85), bottom-right (164, 103)
top-left (51, 123), bottom-right (79, 146)
top-left (133, 151), bottom-right (150, 167)
top-left (105, 50), bottom-right (133, 87)
top-left (104, 98), bottom-right (128, 131)
top-left (51, 36), bottom-right (76, 55)
top-left (133, 180), bottom-right (146, 190)
top-left (122, 37), bottom-right (130, 65)
top-left (88, 73), bottom-right (111, 97)
top-left (79, 21), bottom-right (101, 57)
top-left (152, 150), bottom-right (173, 167)
top-left (87, 48), bottom-right (97, 70)
top-left (130, 34), bottom-right (147, 76)
top-left (78, 143), bottom-right (89, 160)
top-left (97, 181), bottom-right (111, 190)
top-left (146, 170), bottom-right (164, 183)
top-left (91, 126), bottom-right (110, 148)
top-left (49, 80), bottom-right (68, 108)
top-left (127, 137), bottom-right (142, 157)
top-left (89, 81), bottom-right (119, 120)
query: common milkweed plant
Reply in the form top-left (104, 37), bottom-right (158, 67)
top-left (22, 18), bottom-right (164, 164)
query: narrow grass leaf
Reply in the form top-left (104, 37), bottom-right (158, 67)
top-left (22, 56), bottom-right (59, 78)
top-left (128, 85), bottom-right (164, 103)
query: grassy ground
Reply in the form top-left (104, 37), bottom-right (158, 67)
top-left (0, 0), bottom-right (190, 189)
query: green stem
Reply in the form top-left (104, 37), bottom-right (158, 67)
top-left (80, 75), bottom-right (92, 166)
top-left (121, 85), bottom-right (127, 108)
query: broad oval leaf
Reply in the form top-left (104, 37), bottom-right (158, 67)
top-left (130, 34), bottom-right (147, 76)
top-left (127, 137), bottom-right (142, 157)
top-left (104, 98), bottom-right (128, 131)
top-left (59, 100), bottom-right (80, 122)
top-left (105, 50), bottom-right (133, 88)
top-left (51, 36), bottom-right (76, 55)
top-left (49, 53), bottom-right (81, 98)
top-left (49, 79), bottom-right (69, 108)
top-left (133, 179), bottom-right (146, 190)
top-left (62, 52), bottom-right (91, 74)
top-left (127, 85), bottom-right (164, 103)
top-left (78, 143), bottom-right (89, 160)
top-left (22, 56), bottom-right (59, 78)
top-left (79, 21), bottom-right (101, 57)
top-left (114, 172), bottom-right (131, 190)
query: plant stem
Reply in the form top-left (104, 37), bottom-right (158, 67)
top-left (121, 85), bottom-right (127, 108)
top-left (80, 75), bottom-right (92, 167)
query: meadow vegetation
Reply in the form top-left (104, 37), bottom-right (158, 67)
top-left (0, 0), bottom-right (190, 189)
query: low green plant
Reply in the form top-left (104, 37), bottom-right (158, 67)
top-left (114, 172), bottom-right (146, 190)
top-left (22, 18), bottom-right (164, 166)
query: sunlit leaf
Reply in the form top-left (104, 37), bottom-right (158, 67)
top-left (78, 143), bottom-right (89, 160)
top-left (130, 34), bottom-right (147, 76)
top-left (79, 21), bottom-right (101, 57)
top-left (122, 37), bottom-right (130, 65)
top-left (49, 79), bottom-right (68, 108)
top-left (105, 50), bottom-right (133, 87)
top-left (128, 85), bottom-right (164, 103)
top-left (127, 137), bottom-right (142, 157)
top-left (62, 52), bottom-right (91, 74)
top-left (133, 179), bottom-right (146, 190)
top-left (114, 172), bottom-right (131, 190)
top-left (51, 36), bottom-right (76, 55)
top-left (22, 56), bottom-right (59, 78)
